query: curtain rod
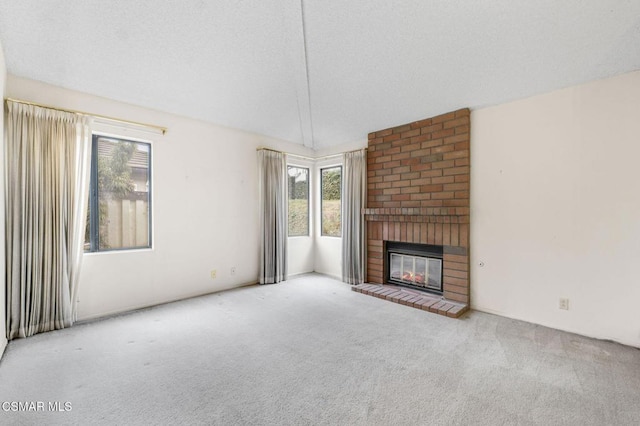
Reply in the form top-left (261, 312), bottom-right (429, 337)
top-left (256, 146), bottom-right (366, 161)
top-left (5, 97), bottom-right (168, 135)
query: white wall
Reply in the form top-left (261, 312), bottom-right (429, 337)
top-left (287, 157), bottom-right (315, 276)
top-left (313, 157), bottom-right (344, 279)
top-left (313, 138), bottom-right (366, 159)
top-left (0, 41), bottom-right (7, 358)
top-left (471, 70), bottom-right (640, 348)
top-left (290, 138), bottom-right (370, 278)
top-left (290, 138), bottom-right (369, 279)
top-left (6, 75), bottom-right (315, 321)
top-left (313, 140), bottom-right (367, 279)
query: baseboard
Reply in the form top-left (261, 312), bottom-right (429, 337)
top-left (312, 271), bottom-right (342, 281)
top-left (287, 271), bottom-right (316, 279)
top-left (472, 305), bottom-right (640, 349)
top-left (0, 337), bottom-right (7, 361)
top-left (76, 280), bottom-right (259, 324)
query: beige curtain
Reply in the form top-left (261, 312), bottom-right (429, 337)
top-left (5, 101), bottom-right (91, 340)
top-left (258, 150), bottom-right (287, 284)
top-left (341, 149), bottom-right (367, 284)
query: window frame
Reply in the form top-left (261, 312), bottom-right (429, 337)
top-left (86, 133), bottom-right (153, 253)
top-left (320, 165), bottom-right (343, 238)
top-left (286, 164), bottom-right (310, 237)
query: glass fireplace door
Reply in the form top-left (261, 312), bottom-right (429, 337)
top-left (389, 253), bottom-right (442, 292)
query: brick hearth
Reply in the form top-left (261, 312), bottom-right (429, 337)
top-left (353, 284), bottom-right (467, 317)
top-left (356, 108), bottom-right (470, 318)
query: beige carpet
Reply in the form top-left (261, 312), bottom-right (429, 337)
top-left (0, 273), bottom-right (638, 425)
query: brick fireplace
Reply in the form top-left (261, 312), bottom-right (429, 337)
top-left (354, 108), bottom-right (470, 318)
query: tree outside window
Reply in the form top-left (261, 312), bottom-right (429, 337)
top-left (288, 166), bottom-right (309, 236)
top-left (321, 166), bottom-right (341, 237)
top-left (85, 135), bottom-right (152, 252)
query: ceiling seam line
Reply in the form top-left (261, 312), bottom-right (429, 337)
top-left (299, 0), bottom-right (315, 149)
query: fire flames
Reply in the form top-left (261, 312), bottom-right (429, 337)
top-left (401, 271), bottom-right (425, 284)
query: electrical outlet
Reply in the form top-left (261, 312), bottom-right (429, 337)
top-left (230, 267), bottom-right (236, 276)
top-left (210, 270), bottom-right (217, 280)
top-left (559, 298), bottom-right (569, 310)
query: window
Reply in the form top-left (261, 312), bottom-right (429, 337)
top-left (288, 166), bottom-right (309, 236)
top-left (85, 135), bottom-right (152, 252)
top-left (321, 166), bottom-right (342, 237)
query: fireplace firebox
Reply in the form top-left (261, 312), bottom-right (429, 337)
top-left (385, 241), bottom-right (443, 294)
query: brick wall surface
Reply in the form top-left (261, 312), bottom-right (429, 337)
top-left (365, 109), bottom-right (470, 307)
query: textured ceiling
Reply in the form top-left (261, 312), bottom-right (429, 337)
top-left (1, 0), bottom-right (639, 149)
